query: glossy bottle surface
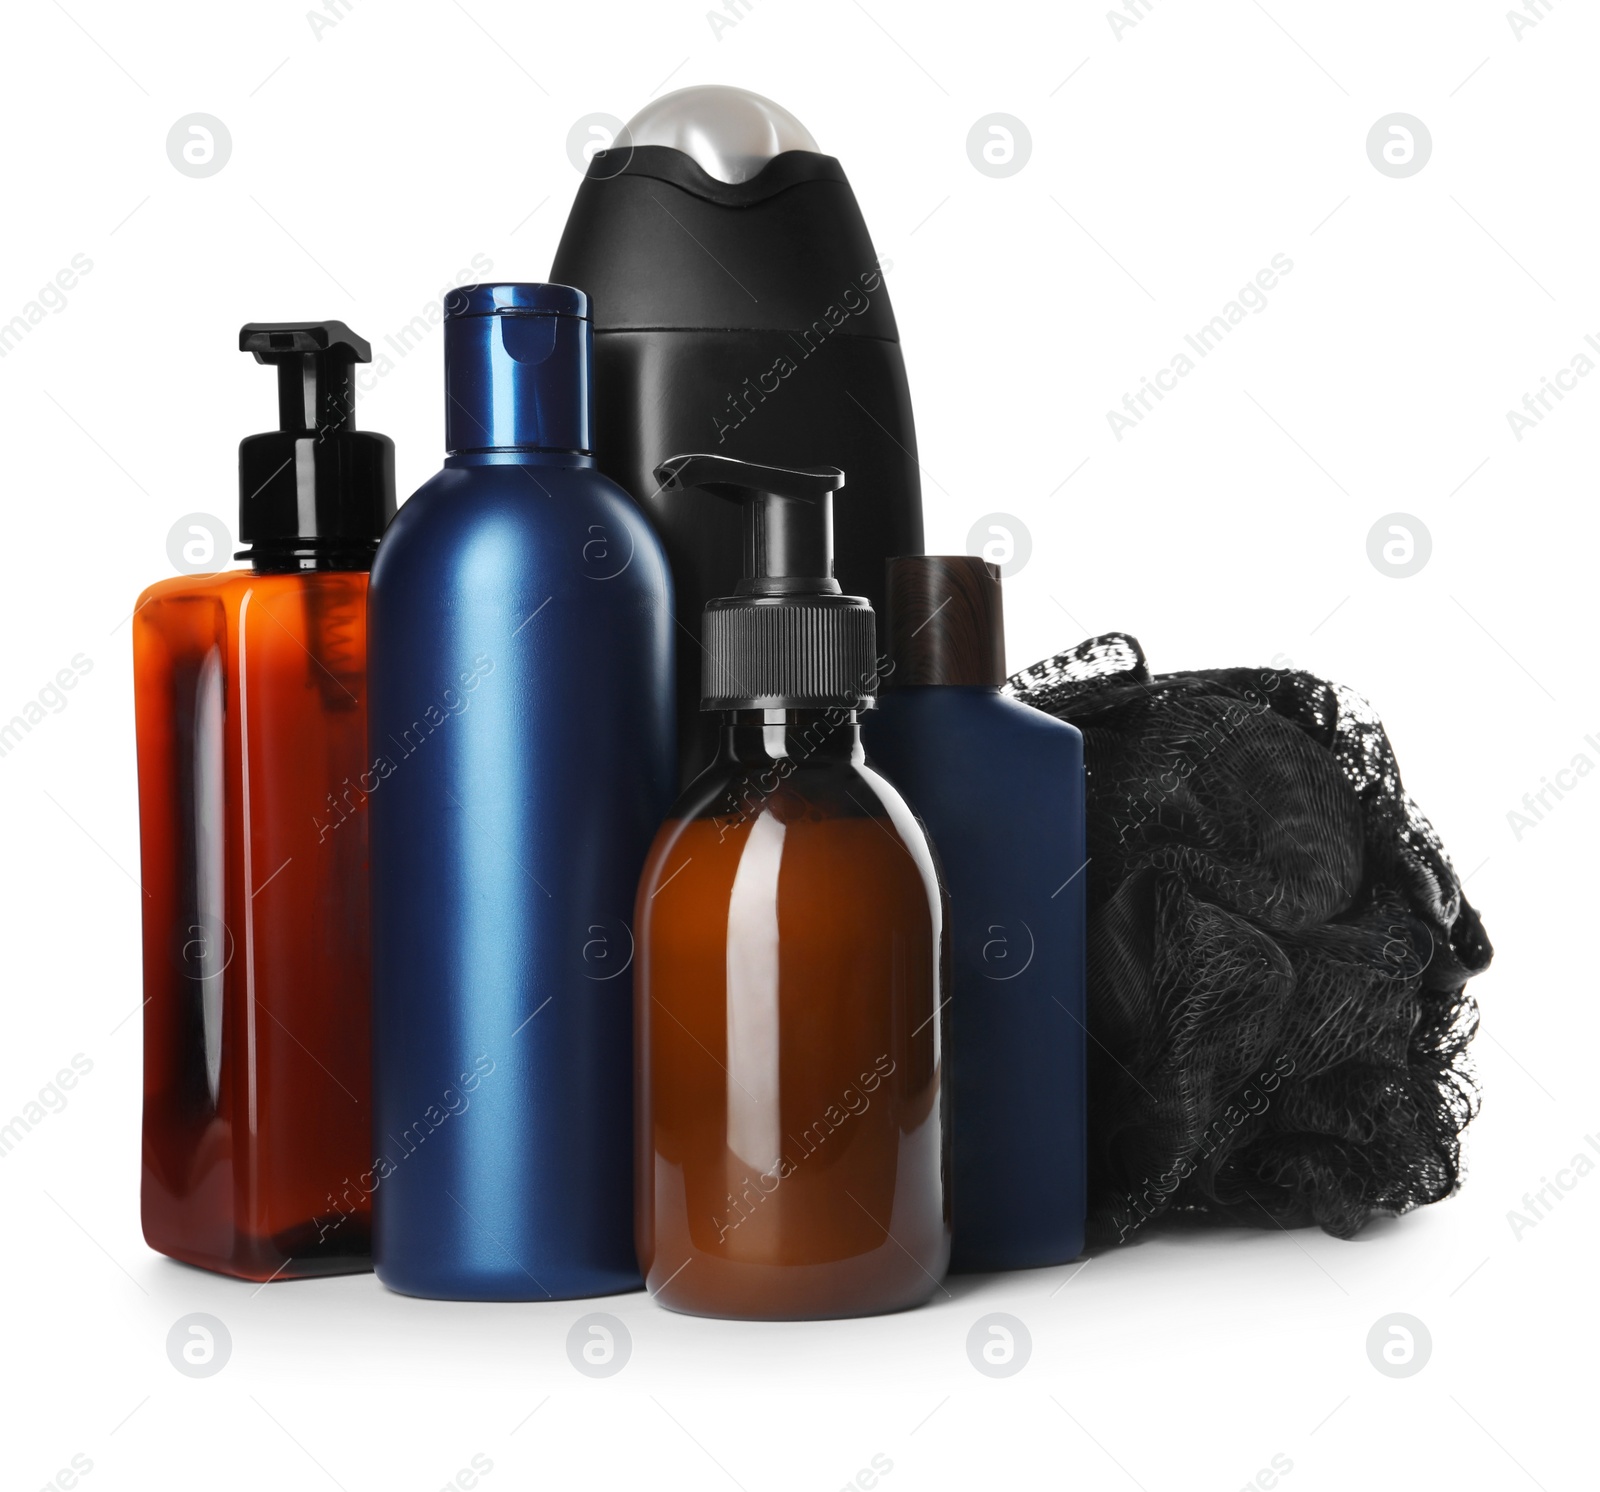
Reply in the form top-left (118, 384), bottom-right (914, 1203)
top-left (636, 712), bottom-right (949, 1319)
top-left (134, 569), bottom-right (374, 1279)
top-left (865, 686), bottom-right (1087, 1271)
top-left (368, 455), bottom-right (674, 1300)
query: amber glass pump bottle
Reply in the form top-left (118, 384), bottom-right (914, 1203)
top-left (133, 322), bottom-right (394, 1280)
top-left (634, 453), bottom-right (949, 1320)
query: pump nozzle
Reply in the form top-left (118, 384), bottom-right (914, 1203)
top-left (240, 320), bottom-right (369, 438)
top-left (236, 320), bottom-right (394, 571)
top-left (655, 452), bottom-right (876, 711)
top-left (656, 453), bottom-right (843, 599)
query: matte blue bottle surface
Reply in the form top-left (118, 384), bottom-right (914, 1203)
top-left (865, 686), bottom-right (1086, 1271)
top-left (367, 285), bottom-right (674, 1300)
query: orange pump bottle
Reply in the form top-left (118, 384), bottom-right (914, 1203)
top-left (635, 455), bottom-right (950, 1319)
top-left (133, 323), bottom-right (394, 1280)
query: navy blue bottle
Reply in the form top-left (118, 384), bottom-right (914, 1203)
top-left (864, 557), bottom-right (1086, 1271)
top-left (367, 283), bottom-right (674, 1300)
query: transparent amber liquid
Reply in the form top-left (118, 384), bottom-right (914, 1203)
top-left (636, 742), bottom-right (950, 1319)
top-left (133, 570), bottom-right (373, 1280)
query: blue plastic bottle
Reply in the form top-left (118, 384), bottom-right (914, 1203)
top-left (863, 556), bottom-right (1086, 1271)
top-left (367, 283), bottom-right (674, 1299)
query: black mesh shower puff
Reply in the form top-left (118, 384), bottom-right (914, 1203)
top-left (1006, 634), bottom-right (1492, 1248)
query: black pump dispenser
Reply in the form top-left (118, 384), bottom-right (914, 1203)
top-left (655, 453), bottom-right (878, 712)
top-left (236, 321), bottom-right (396, 572)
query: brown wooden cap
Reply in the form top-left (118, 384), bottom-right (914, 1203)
top-left (885, 555), bottom-right (1006, 687)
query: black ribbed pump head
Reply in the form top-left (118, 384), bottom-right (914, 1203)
top-left (654, 453), bottom-right (878, 711)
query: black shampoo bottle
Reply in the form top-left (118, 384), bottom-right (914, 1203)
top-left (551, 85), bottom-right (924, 783)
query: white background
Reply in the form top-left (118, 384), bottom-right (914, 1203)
top-left (1, 1), bottom-right (1594, 1488)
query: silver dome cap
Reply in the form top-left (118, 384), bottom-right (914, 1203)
top-left (623, 86), bottom-right (819, 185)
